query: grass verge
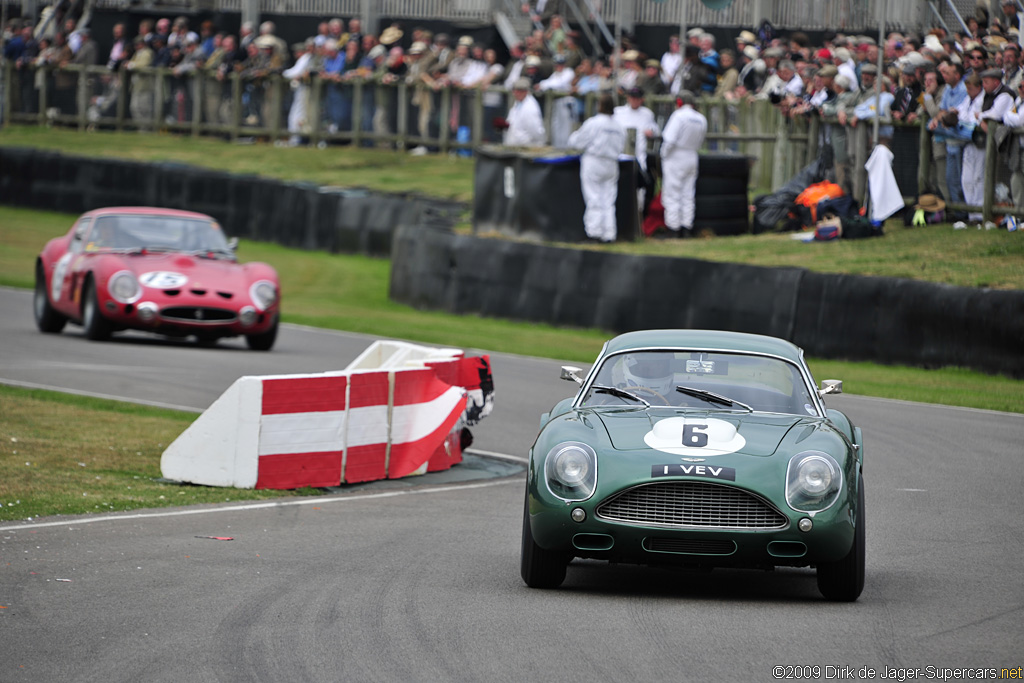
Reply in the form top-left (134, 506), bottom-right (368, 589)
top-left (0, 385), bottom-right (319, 523)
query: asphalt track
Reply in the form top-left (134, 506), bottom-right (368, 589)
top-left (0, 286), bottom-right (1021, 682)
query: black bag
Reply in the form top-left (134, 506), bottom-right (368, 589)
top-left (840, 215), bottom-right (884, 239)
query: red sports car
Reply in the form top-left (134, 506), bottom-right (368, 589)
top-left (34, 207), bottom-right (280, 350)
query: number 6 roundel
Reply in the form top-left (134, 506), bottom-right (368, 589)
top-left (644, 417), bottom-right (746, 456)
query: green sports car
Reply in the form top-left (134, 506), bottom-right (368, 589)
top-left (521, 329), bottom-right (865, 601)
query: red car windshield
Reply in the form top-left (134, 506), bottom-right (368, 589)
top-left (86, 215), bottom-right (231, 253)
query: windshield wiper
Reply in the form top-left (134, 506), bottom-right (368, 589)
top-left (675, 385), bottom-right (752, 412)
top-left (591, 384), bottom-right (651, 407)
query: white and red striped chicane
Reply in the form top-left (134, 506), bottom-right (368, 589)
top-left (255, 367), bottom-right (469, 489)
top-left (161, 344), bottom-right (492, 490)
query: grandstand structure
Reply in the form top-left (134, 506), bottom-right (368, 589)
top-left (0, 0), bottom-right (991, 46)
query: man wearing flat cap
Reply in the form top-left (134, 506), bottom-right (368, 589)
top-left (503, 77), bottom-right (546, 147)
top-left (978, 66), bottom-right (1014, 133)
top-left (614, 86), bottom-right (660, 213)
top-left (638, 58), bottom-right (667, 95)
top-left (891, 61), bottom-right (923, 124)
top-left (659, 90), bottom-right (707, 238)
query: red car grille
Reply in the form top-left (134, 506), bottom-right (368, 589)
top-left (160, 307), bottom-right (237, 324)
top-left (596, 482), bottom-right (789, 530)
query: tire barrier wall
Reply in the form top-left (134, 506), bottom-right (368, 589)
top-left (160, 341), bottom-right (495, 489)
top-left (0, 146), bottom-right (465, 257)
top-left (473, 149), bottom-right (751, 241)
top-left (472, 146), bottom-right (640, 243)
top-left (390, 227), bottom-right (1024, 379)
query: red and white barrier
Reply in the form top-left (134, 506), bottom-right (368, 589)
top-left (160, 341), bottom-right (493, 489)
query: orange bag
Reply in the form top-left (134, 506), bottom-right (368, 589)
top-left (794, 181), bottom-right (844, 225)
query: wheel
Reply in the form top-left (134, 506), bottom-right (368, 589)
top-left (698, 154), bottom-right (751, 176)
top-left (246, 315), bottom-right (278, 351)
top-left (695, 194), bottom-right (753, 220)
top-left (817, 476), bottom-right (865, 602)
top-left (82, 279), bottom-right (112, 341)
top-left (34, 263), bottom-right (67, 334)
top-left (696, 176), bottom-right (749, 196)
top-left (521, 488), bottom-right (568, 589)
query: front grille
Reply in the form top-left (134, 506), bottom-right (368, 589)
top-left (645, 538), bottom-right (737, 555)
top-left (160, 307), bottom-right (237, 324)
top-left (596, 482), bottom-right (788, 530)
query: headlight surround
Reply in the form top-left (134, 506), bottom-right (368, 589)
top-left (250, 280), bottom-right (278, 311)
top-left (786, 451), bottom-right (843, 513)
top-left (108, 271), bottom-right (141, 304)
top-left (544, 441), bottom-right (597, 502)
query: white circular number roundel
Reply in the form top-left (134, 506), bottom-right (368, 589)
top-left (644, 417), bottom-right (746, 457)
top-left (140, 272), bottom-right (188, 289)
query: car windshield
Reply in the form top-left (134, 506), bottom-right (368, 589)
top-left (581, 350), bottom-right (819, 416)
top-left (85, 215), bottom-right (231, 254)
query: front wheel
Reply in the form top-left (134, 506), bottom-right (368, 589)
top-left (817, 476), bottom-right (865, 602)
top-left (82, 280), bottom-right (112, 341)
top-left (34, 264), bottom-right (67, 334)
top-left (521, 488), bottom-right (568, 589)
top-left (246, 316), bottom-right (278, 351)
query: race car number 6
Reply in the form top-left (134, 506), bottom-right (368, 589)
top-left (772, 665), bottom-right (821, 679)
top-left (682, 423), bottom-right (709, 447)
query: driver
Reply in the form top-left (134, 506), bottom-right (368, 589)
top-left (89, 220), bottom-right (121, 249)
top-left (621, 353), bottom-right (675, 396)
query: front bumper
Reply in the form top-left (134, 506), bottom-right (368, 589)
top-left (527, 481), bottom-right (857, 568)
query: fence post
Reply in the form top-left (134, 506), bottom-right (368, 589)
top-left (309, 76), bottom-right (322, 147)
top-left (917, 118), bottom-right (930, 194)
top-left (983, 123), bottom-right (997, 222)
top-left (2, 61), bottom-right (11, 127)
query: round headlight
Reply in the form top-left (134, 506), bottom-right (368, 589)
top-left (250, 280), bottom-right (278, 311)
top-left (109, 271), bottom-right (141, 304)
top-left (786, 451), bottom-right (843, 513)
top-left (544, 441), bottom-right (597, 502)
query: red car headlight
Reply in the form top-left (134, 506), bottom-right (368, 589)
top-left (250, 280), bottom-right (278, 311)
top-left (109, 271), bottom-right (141, 304)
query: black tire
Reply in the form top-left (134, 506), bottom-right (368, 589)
top-left (81, 279), bottom-right (112, 341)
top-left (520, 488), bottom-right (568, 589)
top-left (695, 176), bottom-right (749, 196)
top-left (817, 476), bottom-right (865, 602)
top-left (695, 194), bottom-right (752, 220)
top-left (246, 315), bottom-right (278, 351)
top-left (34, 263), bottom-right (67, 334)
top-left (698, 154), bottom-right (751, 177)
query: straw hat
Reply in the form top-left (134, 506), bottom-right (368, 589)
top-left (914, 194), bottom-right (946, 212)
top-left (379, 26), bottom-right (403, 46)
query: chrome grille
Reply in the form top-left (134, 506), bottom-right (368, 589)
top-left (160, 307), bottom-right (237, 324)
top-left (596, 482), bottom-right (788, 530)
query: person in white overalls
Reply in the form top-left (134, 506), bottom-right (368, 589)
top-left (568, 92), bottom-right (627, 243)
top-left (659, 90), bottom-right (707, 238)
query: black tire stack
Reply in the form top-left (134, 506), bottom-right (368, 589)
top-left (695, 154), bottom-right (752, 236)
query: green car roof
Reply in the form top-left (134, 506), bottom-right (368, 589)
top-left (603, 330), bottom-right (805, 364)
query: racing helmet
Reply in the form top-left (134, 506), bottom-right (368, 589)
top-left (621, 353), bottom-right (675, 395)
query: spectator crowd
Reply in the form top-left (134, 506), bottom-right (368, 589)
top-left (6, 0), bottom-right (1024, 230)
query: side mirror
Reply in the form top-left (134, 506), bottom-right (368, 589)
top-left (819, 379), bottom-right (843, 396)
top-left (227, 237), bottom-right (239, 251)
top-left (560, 365), bottom-right (584, 385)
